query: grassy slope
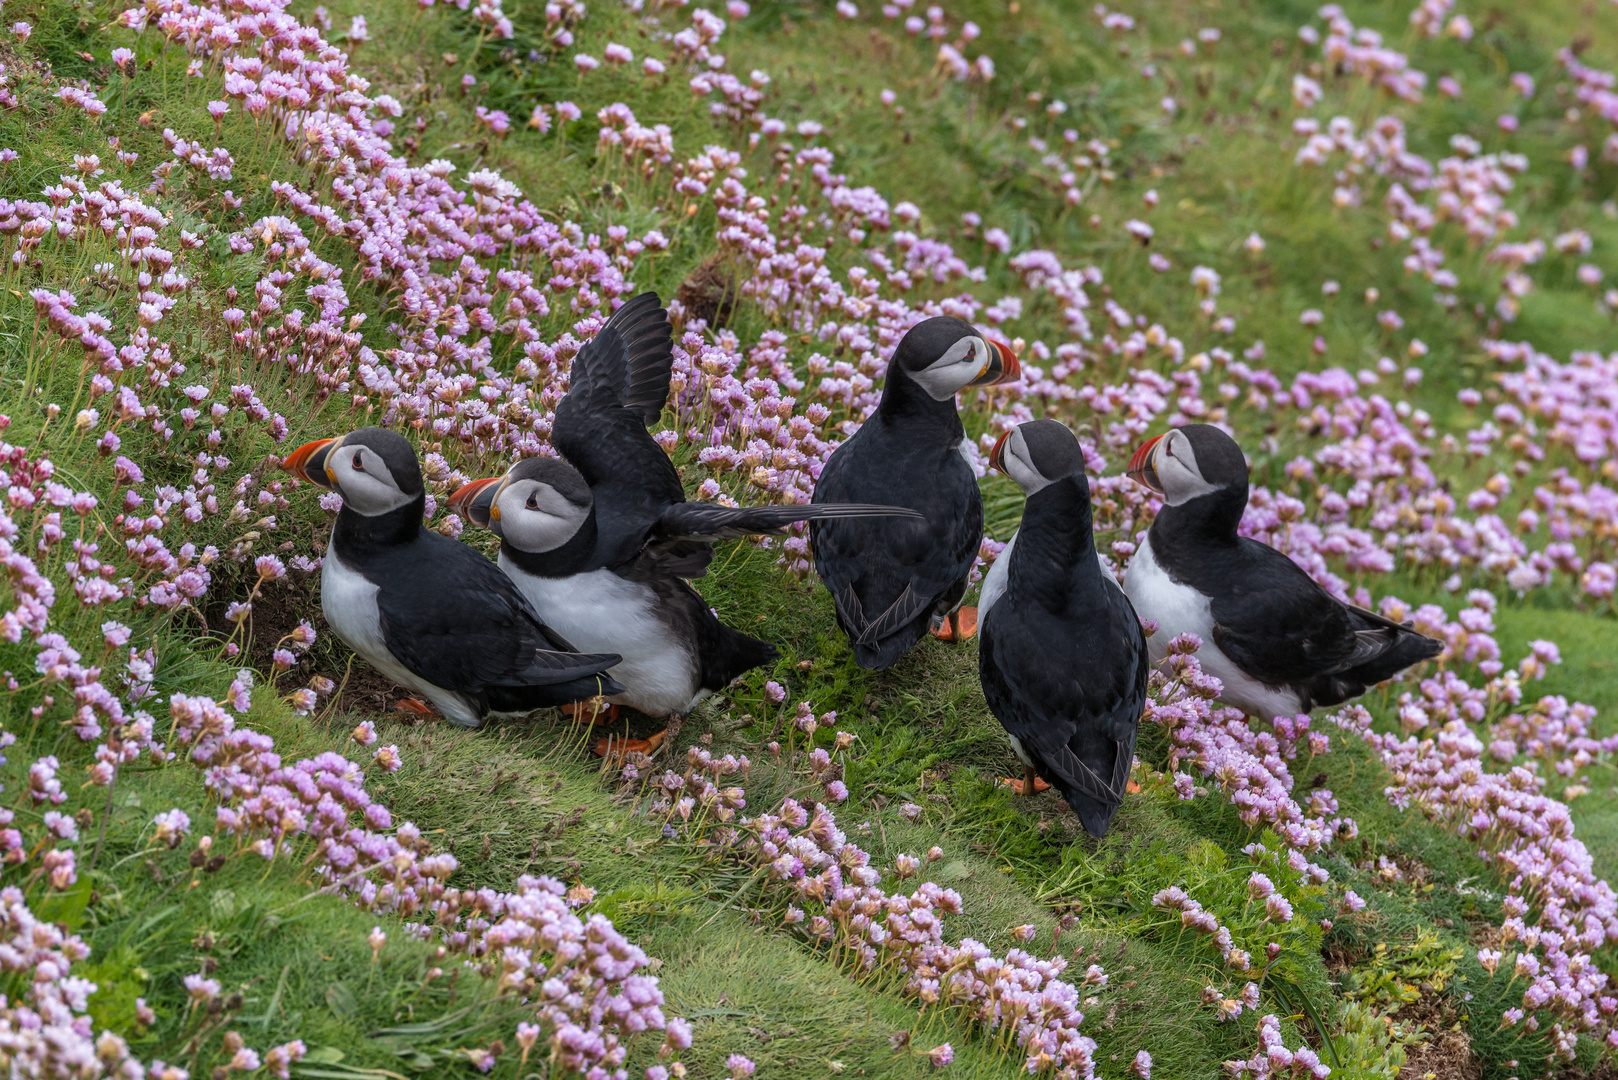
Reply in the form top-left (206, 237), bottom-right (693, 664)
top-left (2, 0), bottom-right (1617, 1076)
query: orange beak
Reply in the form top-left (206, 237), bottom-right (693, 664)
top-left (448, 476), bottom-right (503, 529)
top-left (968, 339), bottom-right (1021, 387)
top-left (989, 430), bottom-right (1012, 474)
top-left (1126, 434), bottom-right (1165, 492)
top-left (282, 437), bottom-right (338, 489)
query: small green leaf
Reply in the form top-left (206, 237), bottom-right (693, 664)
top-left (325, 983), bottom-right (357, 1020)
top-left (209, 888), bottom-right (237, 921)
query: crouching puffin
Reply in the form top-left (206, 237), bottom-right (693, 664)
top-left (978, 420), bottom-right (1148, 838)
top-left (282, 427), bottom-right (623, 728)
top-left (811, 316), bottom-right (1019, 670)
top-left (1123, 424), bottom-right (1443, 719)
top-left (449, 293), bottom-right (919, 747)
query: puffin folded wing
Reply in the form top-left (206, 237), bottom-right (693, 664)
top-left (376, 571), bottom-right (618, 694)
top-left (849, 583), bottom-right (931, 646)
top-left (511, 645), bottom-right (625, 685)
top-left (1210, 556), bottom-right (1363, 688)
top-left (1025, 729), bottom-right (1128, 810)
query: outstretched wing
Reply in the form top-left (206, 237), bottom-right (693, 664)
top-left (557, 291), bottom-right (676, 428)
top-left (553, 293), bottom-right (683, 563)
top-left (654, 501), bottom-right (922, 541)
top-left (647, 501), bottom-right (927, 578)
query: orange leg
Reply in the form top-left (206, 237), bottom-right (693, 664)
top-left (932, 606), bottom-right (979, 643)
top-left (563, 700), bottom-right (621, 725)
top-left (591, 728), bottom-right (667, 763)
top-left (392, 698), bottom-right (438, 718)
top-left (997, 767), bottom-right (1051, 795)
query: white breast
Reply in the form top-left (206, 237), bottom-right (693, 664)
top-left (321, 540), bottom-right (481, 726)
top-left (978, 531), bottom-right (1015, 622)
top-left (1122, 532), bottom-right (1304, 720)
top-left (499, 556), bottom-right (700, 717)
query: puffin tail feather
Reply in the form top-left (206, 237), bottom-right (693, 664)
top-left (703, 624), bottom-right (780, 691)
top-left (1311, 624), bottom-right (1444, 708)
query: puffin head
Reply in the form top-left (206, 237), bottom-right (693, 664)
top-left (1126, 424), bottom-right (1248, 506)
top-left (448, 457), bottom-right (594, 553)
top-left (890, 316), bottom-right (1020, 401)
top-left (989, 419), bottom-right (1088, 496)
top-left (283, 427), bottom-right (423, 516)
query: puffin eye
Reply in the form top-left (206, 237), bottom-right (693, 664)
top-left (351, 453), bottom-right (365, 471)
top-left (525, 493), bottom-right (539, 510)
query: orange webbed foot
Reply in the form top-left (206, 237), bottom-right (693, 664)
top-left (932, 606), bottom-right (979, 643)
top-left (997, 775), bottom-right (1051, 795)
top-left (563, 700), bottom-right (621, 725)
top-left (591, 728), bottom-right (667, 763)
top-left (392, 698), bottom-right (438, 718)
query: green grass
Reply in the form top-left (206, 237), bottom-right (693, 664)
top-left (3, 0), bottom-right (1618, 1075)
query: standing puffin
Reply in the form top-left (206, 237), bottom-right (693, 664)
top-left (811, 316), bottom-right (1019, 670)
top-left (978, 420), bottom-right (1148, 838)
top-left (282, 427), bottom-right (622, 728)
top-left (449, 293), bottom-right (919, 738)
top-left (1123, 424), bottom-right (1443, 719)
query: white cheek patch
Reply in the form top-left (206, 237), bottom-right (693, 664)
top-left (1159, 435), bottom-right (1221, 506)
top-left (332, 445), bottom-right (415, 516)
top-left (499, 482), bottom-right (589, 553)
top-left (908, 336), bottom-right (986, 401)
top-left (1003, 431), bottom-right (1053, 496)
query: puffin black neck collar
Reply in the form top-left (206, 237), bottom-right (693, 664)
top-left (332, 493), bottom-right (426, 560)
top-left (876, 364), bottom-right (967, 443)
top-left (1154, 481), bottom-right (1248, 544)
top-left (500, 508), bottom-right (600, 578)
top-left (1023, 475), bottom-right (1100, 564)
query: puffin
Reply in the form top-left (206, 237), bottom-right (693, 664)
top-left (281, 427), bottom-right (623, 728)
top-left (978, 420), bottom-right (1148, 838)
top-left (811, 316), bottom-right (1019, 670)
top-left (448, 293), bottom-right (920, 739)
top-left (1123, 423), bottom-right (1443, 719)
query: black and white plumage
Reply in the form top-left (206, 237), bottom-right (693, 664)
top-left (1122, 423), bottom-right (1443, 720)
top-left (978, 420), bottom-right (1148, 838)
top-left (449, 293), bottom-right (922, 718)
top-left (811, 316), bottom-right (1019, 670)
top-left (281, 428), bottom-right (622, 728)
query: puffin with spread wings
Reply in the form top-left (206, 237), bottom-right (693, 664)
top-left (452, 293), bottom-right (919, 750)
